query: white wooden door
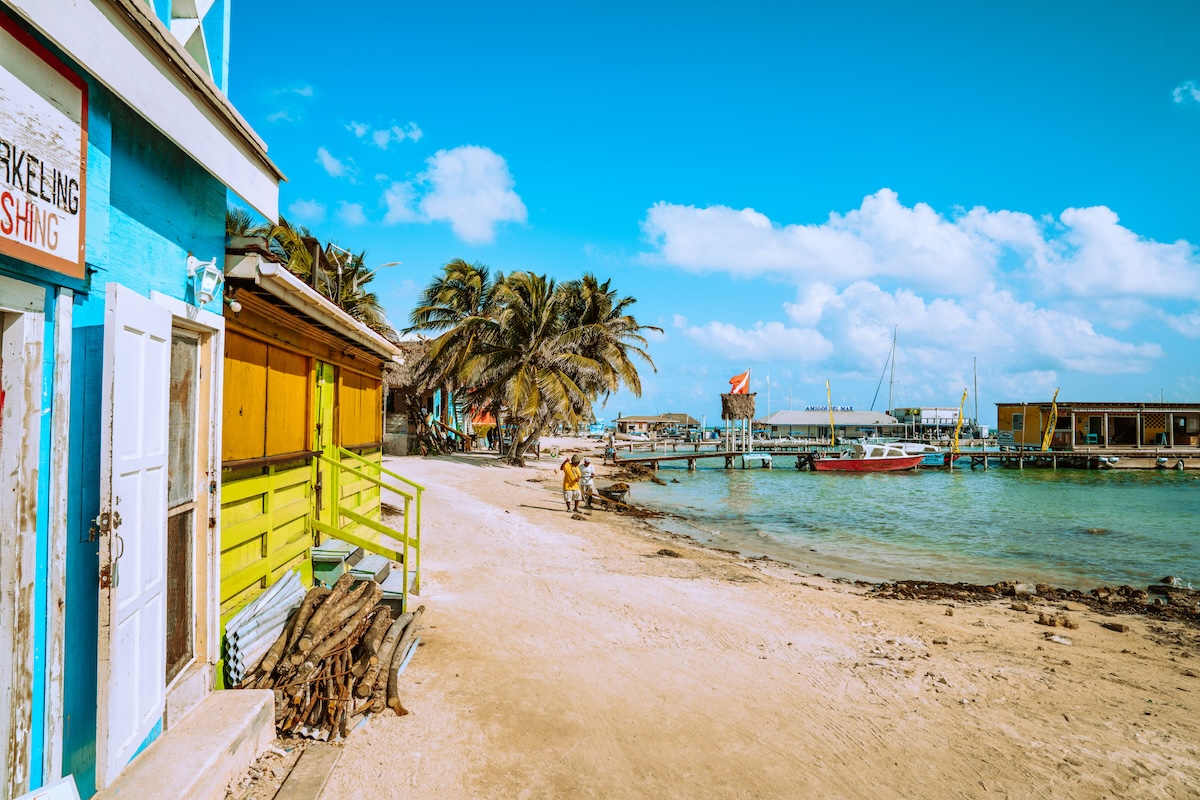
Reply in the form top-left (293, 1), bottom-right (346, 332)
top-left (96, 284), bottom-right (171, 789)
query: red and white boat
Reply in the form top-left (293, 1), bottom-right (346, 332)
top-left (814, 442), bottom-right (925, 472)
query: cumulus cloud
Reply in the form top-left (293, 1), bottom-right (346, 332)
top-left (287, 198), bottom-right (326, 224)
top-left (316, 147), bottom-right (348, 178)
top-left (382, 181), bottom-right (420, 225)
top-left (792, 281), bottom-right (1162, 375)
top-left (379, 146), bottom-right (526, 244)
top-left (1174, 80), bottom-right (1200, 104)
top-left (419, 146), bottom-right (527, 243)
top-left (641, 190), bottom-right (1200, 300)
top-left (677, 319), bottom-right (834, 362)
top-left (337, 201), bottom-right (367, 226)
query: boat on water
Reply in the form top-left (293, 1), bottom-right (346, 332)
top-left (814, 442), bottom-right (925, 472)
top-left (616, 431), bottom-right (649, 442)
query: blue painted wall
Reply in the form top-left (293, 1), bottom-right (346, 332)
top-left (0, 17), bottom-right (228, 799)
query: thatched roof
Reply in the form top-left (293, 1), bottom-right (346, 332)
top-left (383, 340), bottom-right (433, 389)
top-left (720, 393), bottom-right (756, 420)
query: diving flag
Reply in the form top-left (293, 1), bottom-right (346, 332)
top-left (729, 370), bottom-right (750, 394)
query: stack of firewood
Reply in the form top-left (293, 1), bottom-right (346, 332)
top-left (237, 573), bottom-right (424, 740)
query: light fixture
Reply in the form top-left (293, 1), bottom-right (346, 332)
top-left (223, 287), bottom-right (242, 314)
top-left (187, 254), bottom-right (224, 307)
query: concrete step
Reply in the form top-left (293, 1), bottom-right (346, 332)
top-left (96, 689), bottom-right (274, 800)
top-left (378, 569), bottom-right (409, 599)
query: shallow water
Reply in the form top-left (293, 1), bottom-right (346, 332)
top-left (633, 460), bottom-right (1200, 590)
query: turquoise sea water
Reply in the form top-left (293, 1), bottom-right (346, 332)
top-left (633, 460), bottom-right (1200, 590)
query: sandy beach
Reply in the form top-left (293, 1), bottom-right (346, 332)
top-left (315, 442), bottom-right (1200, 799)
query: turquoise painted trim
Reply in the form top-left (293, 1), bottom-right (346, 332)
top-left (27, 287), bottom-right (58, 789)
top-left (130, 719), bottom-right (162, 762)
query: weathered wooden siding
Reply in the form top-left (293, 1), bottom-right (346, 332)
top-left (337, 370), bottom-right (382, 447)
top-left (222, 331), bottom-right (313, 462)
top-left (219, 463), bottom-right (313, 620)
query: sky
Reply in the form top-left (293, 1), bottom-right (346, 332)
top-left (228, 1), bottom-right (1200, 426)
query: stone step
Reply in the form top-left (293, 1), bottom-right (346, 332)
top-left (96, 689), bottom-right (274, 800)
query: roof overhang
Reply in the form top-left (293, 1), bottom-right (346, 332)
top-left (6, 0), bottom-right (284, 218)
top-left (225, 253), bottom-right (402, 363)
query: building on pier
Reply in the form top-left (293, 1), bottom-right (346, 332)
top-left (995, 401), bottom-right (1200, 450)
top-left (614, 412), bottom-right (699, 438)
top-left (761, 409), bottom-right (901, 440)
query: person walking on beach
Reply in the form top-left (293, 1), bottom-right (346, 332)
top-left (603, 435), bottom-right (615, 465)
top-left (579, 457), bottom-right (596, 509)
top-left (561, 454), bottom-right (583, 512)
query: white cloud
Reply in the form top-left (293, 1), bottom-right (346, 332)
top-left (802, 281), bottom-right (1162, 375)
top-left (1161, 308), bottom-right (1200, 337)
top-left (337, 201), bottom-right (367, 226)
top-left (1173, 80), bottom-right (1200, 104)
top-left (641, 190), bottom-right (1200, 301)
top-left (316, 147), bottom-right (347, 177)
top-left (382, 181), bottom-right (420, 225)
top-left (287, 198), bottom-right (326, 224)
top-left (417, 146), bottom-right (527, 243)
top-left (678, 320), bottom-right (833, 363)
top-left (1035, 206), bottom-right (1200, 297)
top-left (376, 146), bottom-right (526, 243)
top-left (347, 122), bottom-right (424, 148)
top-left (267, 109), bottom-right (294, 123)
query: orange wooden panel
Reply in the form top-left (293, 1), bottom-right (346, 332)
top-left (266, 346), bottom-right (310, 456)
top-left (223, 332), bottom-right (268, 461)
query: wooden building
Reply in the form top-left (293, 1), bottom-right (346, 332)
top-left (219, 248), bottom-right (414, 679)
top-left (996, 401), bottom-right (1200, 450)
top-left (615, 413), bottom-right (699, 437)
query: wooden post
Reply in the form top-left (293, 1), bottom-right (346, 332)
top-left (1103, 413), bottom-right (1109, 448)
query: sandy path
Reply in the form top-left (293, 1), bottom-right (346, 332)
top-left (323, 449), bottom-right (1200, 799)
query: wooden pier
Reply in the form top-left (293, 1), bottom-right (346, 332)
top-left (613, 444), bottom-right (1200, 472)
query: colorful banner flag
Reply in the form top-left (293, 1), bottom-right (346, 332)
top-left (729, 370), bottom-right (750, 394)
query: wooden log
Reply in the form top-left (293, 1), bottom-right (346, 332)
top-left (283, 586), bottom-right (331, 657)
top-left (260, 601), bottom-right (306, 677)
top-left (362, 607), bottom-right (392, 659)
top-left (387, 605), bottom-right (425, 714)
top-left (291, 584), bottom-right (383, 694)
top-left (295, 574), bottom-right (355, 655)
top-left (357, 612), bottom-right (412, 698)
top-left (298, 580), bottom-right (370, 656)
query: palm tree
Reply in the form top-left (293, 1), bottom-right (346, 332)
top-left (460, 272), bottom-right (600, 463)
top-left (558, 273), bottom-right (658, 402)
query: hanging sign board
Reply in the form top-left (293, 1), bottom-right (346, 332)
top-left (0, 13), bottom-right (87, 279)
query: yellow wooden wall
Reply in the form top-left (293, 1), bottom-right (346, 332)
top-left (223, 330), bottom-right (313, 461)
top-left (337, 370), bottom-right (382, 447)
top-left (219, 462), bottom-right (314, 619)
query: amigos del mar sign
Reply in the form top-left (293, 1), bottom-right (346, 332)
top-left (0, 13), bottom-right (87, 280)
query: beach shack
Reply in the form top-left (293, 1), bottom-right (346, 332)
top-left (219, 246), bottom-right (421, 677)
top-left (615, 413), bottom-right (698, 438)
top-left (997, 401), bottom-right (1200, 451)
top-left (0, 0), bottom-right (283, 795)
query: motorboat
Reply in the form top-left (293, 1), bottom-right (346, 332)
top-left (616, 431), bottom-right (649, 441)
top-left (814, 442), bottom-right (925, 472)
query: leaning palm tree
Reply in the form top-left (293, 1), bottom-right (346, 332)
top-left (407, 259), bottom-right (501, 394)
top-left (459, 272), bottom-right (602, 464)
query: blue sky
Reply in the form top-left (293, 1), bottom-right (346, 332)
top-left (229, 1), bottom-right (1200, 425)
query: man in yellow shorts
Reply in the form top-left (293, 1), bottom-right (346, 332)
top-left (561, 454), bottom-right (582, 512)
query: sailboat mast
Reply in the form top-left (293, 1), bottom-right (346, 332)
top-left (888, 325), bottom-right (897, 413)
top-left (973, 356), bottom-right (979, 436)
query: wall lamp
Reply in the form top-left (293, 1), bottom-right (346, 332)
top-left (223, 287), bottom-right (242, 314)
top-left (187, 254), bottom-right (224, 307)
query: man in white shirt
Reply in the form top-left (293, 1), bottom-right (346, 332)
top-left (579, 457), bottom-right (596, 508)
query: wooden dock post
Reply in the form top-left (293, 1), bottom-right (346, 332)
top-left (724, 455), bottom-right (733, 469)
top-left (687, 458), bottom-right (696, 471)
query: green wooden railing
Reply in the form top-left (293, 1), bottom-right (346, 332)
top-left (312, 448), bottom-right (424, 606)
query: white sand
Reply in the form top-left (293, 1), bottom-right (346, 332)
top-left (320, 446), bottom-right (1200, 798)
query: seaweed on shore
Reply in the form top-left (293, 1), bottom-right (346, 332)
top-left (870, 579), bottom-right (1200, 627)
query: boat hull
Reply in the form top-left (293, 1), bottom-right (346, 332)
top-left (814, 454), bottom-right (924, 472)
